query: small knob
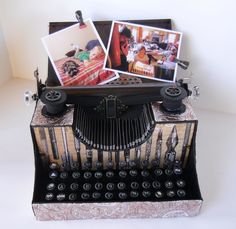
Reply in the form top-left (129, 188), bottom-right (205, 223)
top-left (192, 85), bottom-right (200, 99)
top-left (24, 90), bottom-right (37, 106)
top-left (187, 84), bottom-right (200, 100)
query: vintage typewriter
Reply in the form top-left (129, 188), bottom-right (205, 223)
top-left (26, 14), bottom-right (202, 220)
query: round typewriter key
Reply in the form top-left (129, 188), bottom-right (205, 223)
top-left (96, 161), bottom-right (103, 169)
top-left (165, 168), bottom-right (173, 176)
top-left (119, 170), bottom-right (127, 178)
top-left (152, 181), bottom-right (161, 189)
top-left (165, 181), bottom-right (174, 189)
top-left (141, 170), bottom-right (150, 177)
top-left (119, 192), bottom-right (127, 200)
top-left (154, 169), bottom-right (163, 176)
top-left (106, 171), bottom-right (114, 178)
top-left (60, 171), bottom-right (68, 179)
top-left (119, 161), bottom-right (127, 169)
top-left (129, 160), bottom-right (137, 168)
top-left (151, 160), bottom-right (159, 168)
top-left (106, 183), bottom-right (115, 191)
top-left (155, 190), bottom-right (164, 198)
top-left (141, 160), bottom-right (149, 168)
top-left (142, 181), bottom-right (151, 189)
top-left (60, 163), bottom-right (67, 171)
top-left (117, 182), bottom-right (126, 190)
top-left (92, 192), bottom-right (101, 199)
top-left (167, 190), bottom-right (175, 198)
top-left (72, 171), bottom-right (80, 179)
top-left (173, 167), bottom-right (183, 175)
top-left (56, 193), bottom-right (66, 201)
top-left (84, 171), bottom-right (92, 179)
top-left (95, 182), bottom-right (103, 190)
top-left (83, 162), bottom-right (92, 169)
top-left (81, 193), bottom-right (90, 200)
top-left (105, 192), bottom-right (113, 200)
top-left (176, 179), bottom-right (186, 188)
top-left (174, 160), bottom-right (182, 166)
top-left (106, 161), bottom-right (113, 169)
top-left (131, 182), bottom-right (139, 189)
top-left (70, 182), bottom-right (79, 191)
top-left (46, 183), bottom-right (55, 191)
top-left (129, 169), bottom-right (138, 177)
top-left (45, 193), bottom-right (54, 201)
top-left (94, 171), bottom-right (103, 179)
top-left (69, 193), bottom-right (77, 201)
top-left (49, 162), bottom-right (58, 170)
top-left (177, 189), bottom-right (186, 198)
top-left (71, 162), bottom-right (79, 170)
top-left (58, 183), bottom-right (66, 191)
top-left (49, 171), bottom-right (58, 179)
top-left (142, 190), bottom-right (151, 198)
top-left (130, 191), bottom-right (139, 198)
top-left (83, 183), bottom-right (91, 191)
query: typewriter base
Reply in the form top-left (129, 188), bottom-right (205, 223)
top-left (31, 100), bottom-right (202, 220)
top-left (32, 200), bottom-right (202, 220)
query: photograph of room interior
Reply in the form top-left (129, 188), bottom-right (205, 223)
top-left (106, 21), bottom-right (182, 82)
top-left (42, 20), bottom-right (117, 86)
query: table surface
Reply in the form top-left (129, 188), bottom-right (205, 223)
top-left (0, 79), bottom-right (235, 229)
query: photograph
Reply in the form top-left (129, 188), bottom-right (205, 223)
top-left (104, 21), bottom-right (182, 82)
top-left (42, 19), bottom-right (118, 86)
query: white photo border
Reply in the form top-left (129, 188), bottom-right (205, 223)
top-left (104, 20), bottom-right (182, 83)
top-left (42, 18), bottom-right (119, 86)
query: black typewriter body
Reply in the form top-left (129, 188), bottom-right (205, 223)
top-left (30, 19), bottom-right (202, 220)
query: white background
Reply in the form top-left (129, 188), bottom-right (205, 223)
top-left (0, 0), bottom-right (236, 228)
top-left (1, 79), bottom-right (236, 229)
top-left (0, 0), bottom-right (236, 114)
top-left (0, 21), bottom-right (12, 85)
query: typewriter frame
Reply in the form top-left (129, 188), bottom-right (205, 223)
top-left (30, 19), bottom-right (202, 220)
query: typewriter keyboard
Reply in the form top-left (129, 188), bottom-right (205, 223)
top-left (44, 163), bottom-right (188, 202)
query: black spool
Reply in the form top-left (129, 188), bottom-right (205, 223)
top-left (41, 89), bottom-right (67, 117)
top-left (160, 86), bottom-right (187, 114)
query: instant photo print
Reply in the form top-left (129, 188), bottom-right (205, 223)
top-left (25, 11), bottom-right (202, 221)
top-left (104, 21), bottom-right (182, 83)
top-left (42, 19), bottom-right (118, 86)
